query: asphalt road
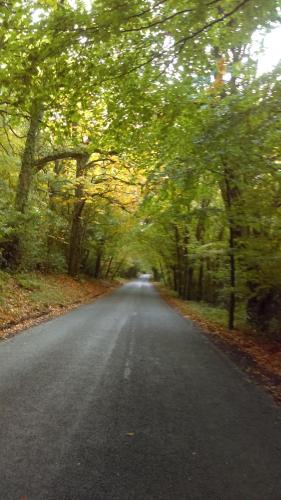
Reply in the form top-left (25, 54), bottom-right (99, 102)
top-left (0, 278), bottom-right (281, 500)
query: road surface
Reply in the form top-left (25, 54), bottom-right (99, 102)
top-left (0, 278), bottom-right (281, 499)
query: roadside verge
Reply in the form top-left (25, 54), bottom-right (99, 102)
top-left (0, 272), bottom-right (118, 340)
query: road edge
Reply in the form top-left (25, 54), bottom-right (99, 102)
top-left (157, 285), bottom-right (281, 407)
top-left (0, 283), bottom-right (119, 341)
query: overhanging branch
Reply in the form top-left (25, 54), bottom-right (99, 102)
top-left (34, 148), bottom-right (119, 172)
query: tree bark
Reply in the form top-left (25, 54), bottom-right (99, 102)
top-left (195, 199), bottom-right (209, 301)
top-left (228, 226), bottom-right (236, 330)
top-left (111, 259), bottom-right (124, 279)
top-left (220, 167), bottom-right (242, 330)
top-left (174, 225), bottom-right (183, 296)
top-left (94, 246), bottom-right (103, 279)
top-left (15, 99), bottom-right (44, 213)
top-left (105, 256), bottom-right (114, 279)
top-left (68, 155), bottom-right (89, 276)
top-left (197, 260), bottom-right (204, 301)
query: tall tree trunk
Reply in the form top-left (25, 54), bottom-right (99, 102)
top-left (220, 167), bottom-right (242, 330)
top-left (195, 199), bottom-right (209, 301)
top-left (5, 99), bottom-right (44, 268)
top-left (68, 155), bottom-right (89, 276)
top-left (228, 225), bottom-right (236, 330)
top-left (94, 246), bottom-right (103, 279)
top-left (15, 99), bottom-right (44, 213)
top-left (159, 260), bottom-right (167, 286)
top-left (48, 160), bottom-right (63, 211)
top-left (186, 266), bottom-right (194, 300)
top-left (105, 256), bottom-right (114, 279)
top-left (47, 160), bottom-right (64, 263)
top-left (181, 230), bottom-right (190, 299)
top-left (172, 265), bottom-right (178, 292)
top-left (111, 259), bottom-right (125, 279)
top-left (174, 225), bottom-right (182, 296)
top-left (197, 260), bottom-right (204, 301)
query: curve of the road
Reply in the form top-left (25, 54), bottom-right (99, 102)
top-left (0, 278), bottom-right (281, 499)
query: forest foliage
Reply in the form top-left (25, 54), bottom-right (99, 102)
top-left (0, 0), bottom-right (280, 335)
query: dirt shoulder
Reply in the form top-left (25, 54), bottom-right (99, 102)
top-left (158, 287), bottom-right (281, 406)
top-left (0, 272), bottom-right (119, 340)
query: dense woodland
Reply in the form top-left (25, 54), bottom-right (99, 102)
top-left (0, 0), bottom-right (280, 334)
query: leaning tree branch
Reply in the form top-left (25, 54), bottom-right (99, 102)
top-left (125, 0), bottom-right (169, 22)
top-left (0, 140), bottom-right (9, 155)
top-left (34, 148), bottom-right (119, 172)
top-left (175, 0), bottom-right (253, 50)
top-left (7, 123), bottom-right (27, 139)
top-left (105, 0), bottom-right (254, 79)
top-left (34, 150), bottom-right (88, 171)
top-left (119, 6), bottom-right (194, 34)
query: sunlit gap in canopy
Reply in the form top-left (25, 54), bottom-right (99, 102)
top-left (252, 25), bottom-right (281, 76)
top-left (32, 2), bottom-right (280, 79)
top-left (149, 26), bottom-right (281, 84)
top-left (68, 0), bottom-right (92, 10)
top-left (31, 1), bottom-right (92, 23)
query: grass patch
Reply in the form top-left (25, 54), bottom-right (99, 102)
top-left (29, 284), bottom-right (69, 307)
top-left (185, 301), bottom-right (228, 325)
top-left (0, 271), bottom-right (12, 306)
top-left (0, 271), bottom-right (114, 331)
top-left (156, 282), bottom-right (248, 331)
top-left (14, 273), bottom-right (73, 307)
top-left (0, 269), bottom-right (11, 287)
top-left (15, 273), bottom-right (43, 291)
top-left (177, 300), bottom-right (247, 330)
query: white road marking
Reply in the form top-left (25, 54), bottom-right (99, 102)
top-left (123, 329), bottom-right (135, 381)
top-left (123, 362), bottom-right (131, 381)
